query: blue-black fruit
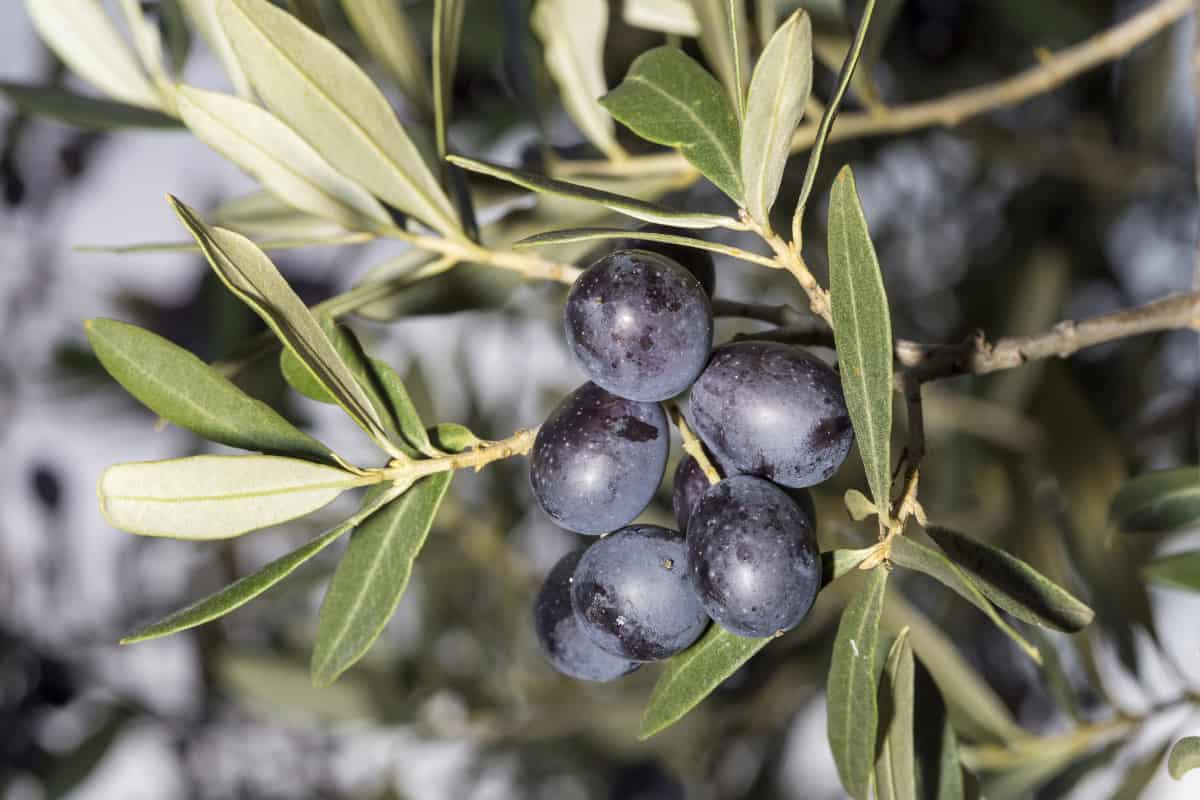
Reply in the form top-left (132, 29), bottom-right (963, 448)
top-left (672, 454), bottom-right (817, 532)
top-left (564, 249), bottom-right (712, 402)
top-left (571, 525), bottom-right (709, 661)
top-left (687, 475), bottom-right (820, 638)
top-left (529, 382), bottom-right (668, 534)
top-left (533, 550), bottom-right (640, 681)
top-left (620, 223), bottom-right (717, 296)
top-left (689, 341), bottom-right (853, 488)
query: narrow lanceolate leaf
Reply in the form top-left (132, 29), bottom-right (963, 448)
top-left (876, 629), bottom-right (917, 800)
top-left (177, 86), bottom-right (390, 232)
top-left (1142, 551), bottom-right (1200, 592)
top-left (533, 0), bottom-right (621, 160)
top-left (312, 473), bottom-right (453, 686)
top-left (170, 197), bottom-right (397, 453)
top-left (515, 228), bottom-right (776, 269)
top-left (1170, 738), bottom-right (1200, 780)
top-left (912, 659), bottom-right (965, 800)
top-left (1111, 742), bottom-right (1169, 799)
top-left (601, 47), bottom-right (743, 202)
top-left (85, 318), bottom-right (329, 463)
top-left (448, 156), bottom-right (740, 229)
top-left (373, 360), bottom-right (437, 457)
top-left (828, 567), bottom-right (888, 800)
top-left (180, 0), bottom-right (253, 98)
top-left (160, 0), bottom-right (193, 75)
top-left (22, 0), bottom-right (159, 108)
top-left (828, 166), bottom-right (893, 513)
top-left (427, 423), bottom-right (482, 454)
top-left (341, 0), bottom-right (433, 114)
top-left (0, 83), bottom-right (179, 130)
top-left (889, 536), bottom-right (1041, 664)
top-left (689, 0), bottom-right (750, 113)
top-left (792, 0), bottom-right (877, 244)
top-left (211, 191), bottom-right (348, 239)
top-left (623, 0), bottom-right (700, 35)
top-left (1111, 466), bottom-right (1200, 534)
top-left (640, 626), bottom-right (771, 739)
top-left (119, 0), bottom-right (172, 104)
top-left (925, 527), bottom-right (1094, 633)
top-left (120, 485), bottom-right (398, 643)
top-left (741, 10), bottom-right (812, 227)
top-left (219, 0), bottom-right (458, 235)
top-left (823, 548), bottom-right (876, 587)
top-left (99, 455), bottom-right (369, 540)
top-left (432, 0), bottom-right (465, 162)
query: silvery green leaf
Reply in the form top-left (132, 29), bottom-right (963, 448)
top-left (1142, 551), bottom-right (1200, 592)
top-left (0, 83), bottom-right (179, 130)
top-left (828, 166), bottom-right (893, 513)
top-left (823, 547), bottom-right (875, 586)
top-left (623, 0), bottom-right (700, 35)
top-left (86, 318), bottom-right (330, 463)
top-left (1112, 466), bottom-right (1200, 534)
top-left (533, 0), bottom-right (621, 159)
top-left (99, 455), bottom-right (370, 540)
top-left (433, 0), bottom-right (465, 163)
top-left (601, 47), bottom-right (743, 201)
top-left (210, 191), bottom-right (350, 239)
top-left (120, 485), bottom-right (398, 643)
top-left (177, 86), bottom-right (391, 232)
top-left (169, 197), bottom-right (398, 453)
top-left (22, 0), bottom-right (159, 108)
top-left (180, 0), bottom-right (253, 97)
top-left (741, 10), bottom-right (812, 227)
top-left (1170, 737), bottom-right (1200, 780)
top-left (341, 0), bottom-right (433, 115)
top-left (219, 0), bottom-right (459, 235)
top-left (79, 230), bottom-right (372, 255)
top-left (689, 0), bottom-right (751, 114)
top-left (311, 473), bottom-right (452, 685)
top-left (351, 250), bottom-right (454, 322)
top-left (118, 0), bottom-right (172, 106)
top-left (876, 629), bottom-right (917, 800)
top-left (427, 423), bottom-right (482, 454)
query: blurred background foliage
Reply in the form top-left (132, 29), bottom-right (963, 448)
top-left (0, 0), bottom-right (1198, 798)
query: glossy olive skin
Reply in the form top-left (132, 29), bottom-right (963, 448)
top-left (672, 455), bottom-right (817, 532)
top-left (621, 223), bottom-right (716, 296)
top-left (687, 475), bottom-right (820, 638)
top-left (533, 550), bottom-right (640, 681)
top-left (689, 341), bottom-right (853, 488)
top-left (564, 249), bottom-right (713, 402)
top-left (570, 525), bottom-right (709, 661)
top-left (529, 382), bottom-right (669, 534)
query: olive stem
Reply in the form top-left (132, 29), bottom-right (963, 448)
top-left (664, 402), bottom-right (722, 485)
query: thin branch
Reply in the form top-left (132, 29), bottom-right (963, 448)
top-left (383, 427), bottom-right (538, 483)
top-left (665, 402), bottom-right (721, 485)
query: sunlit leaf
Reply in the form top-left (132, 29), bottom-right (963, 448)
top-left (219, 0), bottom-right (458, 235)
top-left (1111, 741), bottom-right (1169, 799)
top-left (876, 628), bottom-right (916, 800)
top-left (180, 0), bottom-right (253, 97)
top-left (741, 10), bottom-right (812, 226)
top-left (1112, 466), bottom-right (1200, 534)
top-left (0, 83), bottom-right (179, 130)
top-left (99, 454), bottom-right (369, 540)
top-left (432, 0), bottom-right (465, 162)
top-left (689, 0), bottom-right (750, 113)
top-left (118, 0), bottom-right (172, 108)
top-left (1170, 737), bottom-right (1200, 780)
top-left (601, 47), bottom-right (743, 202)
top-left (85, 318), bottom-right (330, 462)
top-left (210, 191), bottom-right (349, 239)
top-left (341, 0), bottom-right (433, 114)
top-left (828, 166), bottom-right (893, 513)
top-left (121, 485), bottom-right (398, 642)
top-left (312, 473), bottom-right (453, 686)
top-left (828, 567), bottom-right (888, 799)
top-left (177, 86), bottom-right (391, 231)
top-left (623, 0), bottom-right (700, 35)
top-left (1142, 551), bottom-right (1200, 592)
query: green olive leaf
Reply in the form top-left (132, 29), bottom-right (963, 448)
top-left (99, 454), bottom-right (370, 540)
top-left (1111, 466), bottom-right (1200, 534)
top-left (689, 0), bottom-right (751, 114)
top-left (601, 46), bottom-right (743, 202)
top-left (823, 547), bottom-right (876, 586)
top-left (177, 86), bottom-right (391, 232)
top-left (911, 658), bottom-right (966, 800)
top-left (1170, 737), bottom-right (1200, 780)
top-left (876, 628), bottom-right (917, 800)
top-left (1142, 551), bottom-right (1200, 592)
top-left (219, 0), bottom-right (458, 235)
top-left (828, 567), bottom-right (888, 800)
top-left (432, 0), bottom-right (465, 164)
top-left (0, 82), bottom-right (179, 130)
top-left (120, 484), bottom-right (399, 643)
top-left (427, 423), bottom-right (483, 454)
top-left (828, 166), bottom-right (893, 514)
top-left (623, 0), bottom-right (700, 35)
top-left (311, 473), bottom-right (453, 686)
top-left (118, 0), bottom-right (172, 106)
top-left (210, 191), bottom-right (349, 239)
top-left (1111, 741), bottom-right (1169, 799)
top-left (180, 0), bottom-right (253, 98)
top-left (514, 227), bottom-right (776, 268)
top-left (341, 0), bottom-right (433, 115)
top-left (741, 10), bottom-right (812, 227)
top-left (85, 318), bottom-right (330, 463)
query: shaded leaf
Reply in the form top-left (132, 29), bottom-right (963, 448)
top-left (601, 46), bottom-right (743, 201)
top-left (640, 625), bottom-right (771, 739)
top-left (121, 485), bottom-right (398, 643)
top-left (119, 0), bottom-right (172, 106)
top-left (99, 454), bottom-right (369, 540)
top-left (448, 156), bottom-right (739, 229)
top-left (180, 0), bottom-right (253, 98)
top-left (312, 473), bottom-right (453, 686)
top-left (689, 0), bottom-right (750, 113)
top-left (890, 535), bottom-right (1041, 663)
top-left (533, 0), bottom-right (621, 159)
top-left (78, 231), bottom-right (372, 255)
top-left (373, 359), bottom-right (437, 457)
top-left (912, 659), bottom-right (965, 800)
top-left (170, 197), bottom-right (398, 453)
top-left (623, 0), bottom-right (700, 35)
top-left (23, 0), bottom-right (159, 107)
top-left (0, 82), bottom-right (178, 130)
top-left (1112, 741), bottom-right (1169, 799)
top-left (219, 0), bottom-right (458, 235)
top-left (177, 85), bottom-right (390, 231)
top-left (1142, 550), bottom-right (1200, 592)
top-left (218, 649), bottom-right (376, 721)
top-left (350, 250), bottom-right (456, 322)
top-left (876, 628), bottom-right (917, 800)
top-left (341, 0), bottom-right (433, 114)
top-left (925, 526), bottom-right (1094, 633)
top-left (514, 227), bottom-right (775, 268)
top-left (1112, 466), bottom-right (1200, 534)
top-left (828, 567), bottom-right (888, 799)
top-left (741, 10), bottom-right (812, 226)
top-left (1169, 737), bottom-right (1200, 780)
top-left (432, 0), bottom-right (465, 162)
top-left (823, 547), bottom-right (875, 587)
top-left (160, 0), bottom-right (193, 75)
top-left (210, 191), bottom-right (349, 239)
top-left (85, 318), bottom-right (329, 462)
top-left (828, 166), bottom-right (893, 512)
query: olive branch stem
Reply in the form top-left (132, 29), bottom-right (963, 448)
top-left (665, 402), bottom-right (722, 485)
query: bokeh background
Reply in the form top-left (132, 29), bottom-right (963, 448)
top-left (1, 1), bottom-right (1199, 798)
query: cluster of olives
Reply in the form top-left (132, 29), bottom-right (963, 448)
top-left (529, 228), bottom-right (854, 681)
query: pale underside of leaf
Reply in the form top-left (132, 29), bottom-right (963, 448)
top-left (1168, 736), bottom-right (1200, 780)
top-left (181, 0), bottom-right (253, 97)
top-left (624, 0), bottom-right (700, 35)
top-left (876, 628), bottom-right (916, 800)
top-left (99, 454), bottom-right (367, 540)
top-left (689, 0), bottom-right (750, 112)
top-left (432, 0), bottom-right (464, 162)
top-left (0, 82), bottom-right (180, 130)
top-left (341, 0), bottom-right (433, 114)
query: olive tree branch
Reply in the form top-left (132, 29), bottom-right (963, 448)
top-left (665, 402), bottom-right (722, 485)
top-left (382, 427), bottom-right (538, 484)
